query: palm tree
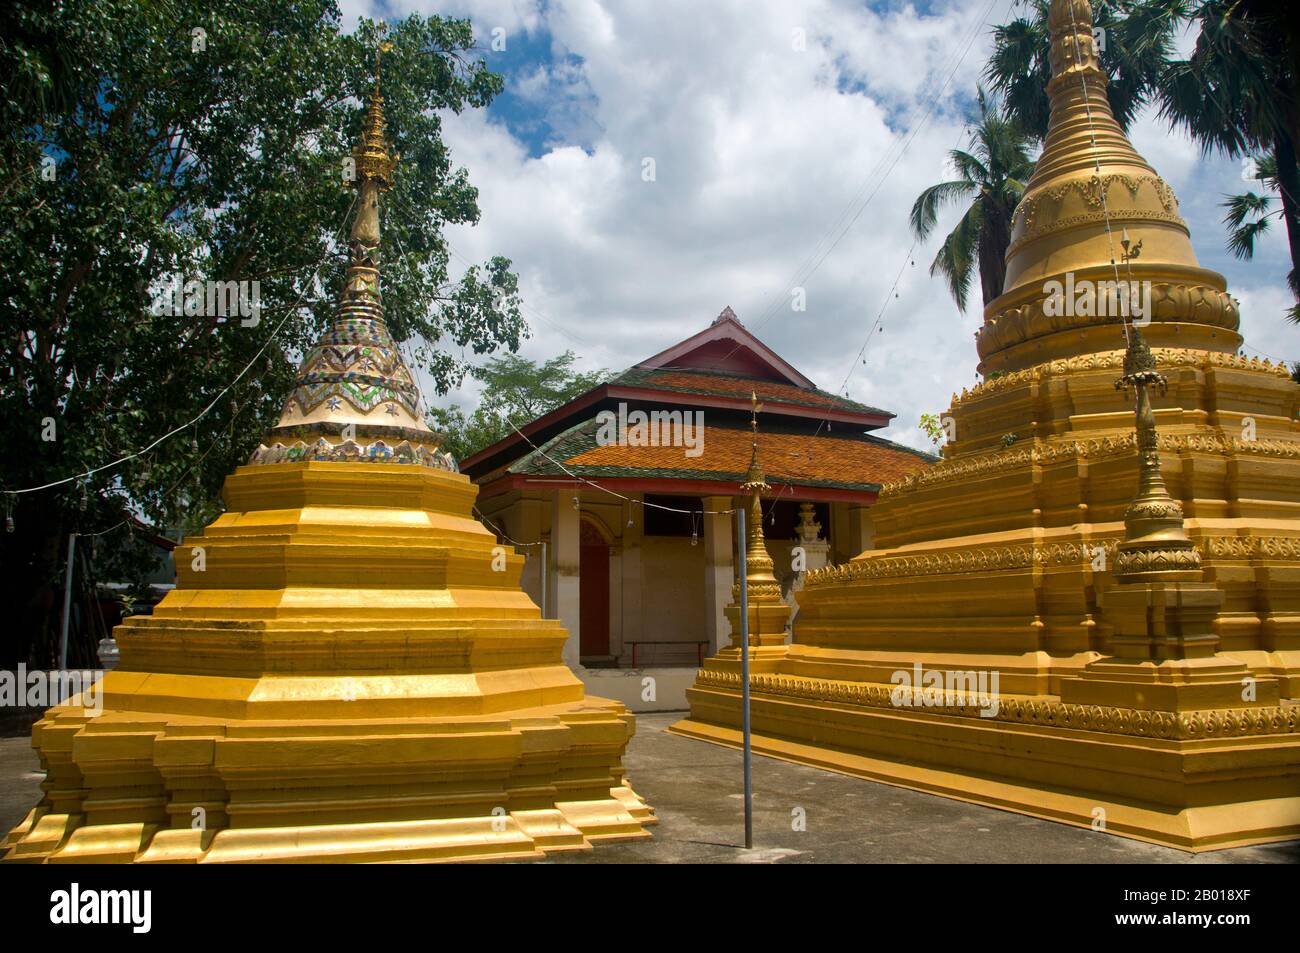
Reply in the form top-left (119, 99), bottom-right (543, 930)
top-left (1160, 0), bottom-right (1300, 316)
top-left (1222, 153), bottom-right (1280, 258)
top-left (910, 88), bottom-right (1037, 311)
top-left (985, 0), bottom-right (1182, 141)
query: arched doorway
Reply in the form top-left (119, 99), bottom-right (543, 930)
top-left (579, 519), bottom-right (610, 660)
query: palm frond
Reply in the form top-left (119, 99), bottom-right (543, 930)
top-left (1220, 191), bottom-right (1273, 229)
top-left (929, 201), bottom-right (983, 312)
top-left (1224, 218), bottom-right (1271, 260)
top-left (909, 179), bottom-right (976, 240)
top-left (949, 149), bottom-right (988, 187)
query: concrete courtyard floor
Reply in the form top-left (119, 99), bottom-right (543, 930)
top-left (2, 711), bottom-right (1296, 863)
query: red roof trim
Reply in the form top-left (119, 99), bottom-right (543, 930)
top-left (477, 473), bottom-right (877, 505)
top-left (606, 385), bottom-right (890, 427)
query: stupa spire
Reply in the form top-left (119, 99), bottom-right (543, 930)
top-left (979, 0), bottom-right (1241, 375)
top-left (724, 392), bottom-right (787, 649)
top-left (251, 41), bottom-right (453, 470)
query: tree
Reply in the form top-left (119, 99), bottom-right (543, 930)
top-left (985, 0), bottom-right (1184, 140)
top-left (1222, 153), bottom-right (1282, 260)
top-left (909, 88), bottom-right (1037, 310)
top-left (1159, 0), bottom-right (1300, 321)
top-left (0, 0), bottom-right (526, 667)
top-left (430, 352), bottom-right (607, 462)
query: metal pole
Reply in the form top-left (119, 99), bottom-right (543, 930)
top-left (539, 541), bottom-right (548, 618)
top-left (737, 506), bottom-right (753, 850)
top-left (58, 532), bottom-right (77, 670)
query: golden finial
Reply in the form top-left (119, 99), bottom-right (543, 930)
top-left (1112, 326), bottom-right (1201, 581)
top-left (348, 36), bottom-right (398, 255)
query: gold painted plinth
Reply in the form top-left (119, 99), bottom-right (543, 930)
top-left (724, 601), bottom-right (789, 649)
top-left (2, 463), bottom-right (654, 863)
top-left (671, 668), bottom-right (1300, 851)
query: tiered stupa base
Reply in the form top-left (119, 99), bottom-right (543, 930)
top-left (2, 463), bottom-right (654, 863)
top-left (672, 667), bottom-right (1300, 852)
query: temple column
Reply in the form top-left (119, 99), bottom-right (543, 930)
top-left (702, 495), bottom-right (734, 655)
top-left (551, 490), bottom-right (581, 666)
top-left (619, 494), bottom-right (644, 665)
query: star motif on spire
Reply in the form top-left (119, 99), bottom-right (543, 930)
top-left (326, 396), bottom-right (342, 411)
top-left (385, 402), bottom-right (399, 416)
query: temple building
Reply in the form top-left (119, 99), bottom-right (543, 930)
top-left (673, 0), bottom-right (1300, 851)
top-left (459, 309), bottom-right (933, 705)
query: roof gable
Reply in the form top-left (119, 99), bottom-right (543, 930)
top-left (635, 307), bottom-right (814, 388)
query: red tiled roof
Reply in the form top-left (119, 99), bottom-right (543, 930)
top-left (561, 425), bottom-right (931, 488)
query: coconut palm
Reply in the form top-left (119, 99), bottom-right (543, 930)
top-left (1220, 153), bottom-right (1300, 324)
top-left (909, 88), bottom-right (1037, 311)
top-left (985, 0), bottom-right (1182, 141)
top-left (1160, 0), bottom-right (1300, 313)
top-left (1222, 153), bottom-right (1280, 260)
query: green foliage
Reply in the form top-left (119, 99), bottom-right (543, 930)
top-left (918, 413), bottom-right (945, 447)
top-left (0, 0), bottom-right (523, 665)
top-left (1221, 155), bottom-right (1278, 261)
top-left (910, 87), bottom-right (1036, 311)
top-left (985, 0), bottom-right (1184, 140)
top-left (1158, 0), bottom-right (1300, 303)
top-left (430, 351), bottom-right (607, 462)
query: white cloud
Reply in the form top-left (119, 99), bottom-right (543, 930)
top-left (338, 0), bottom-right (1297, 450)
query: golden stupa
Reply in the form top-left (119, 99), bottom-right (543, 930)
top-left (2, 61), bottom-right (653, 863)
top-left (720, 393), bottom-right (791, 655)
top-left (673, 0), bottom-right (1300, 851)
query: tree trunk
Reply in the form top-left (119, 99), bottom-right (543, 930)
top-left (979, 196), bottom-right (1012, 306)
top-left (1271, 132), bottom-right (1300, 298)
top-left (2, 495), bottom-right (64, 670)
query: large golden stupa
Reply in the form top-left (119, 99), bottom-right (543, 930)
top-left (2, 66), bottom-right (653, 863)
top-left (673, 0), bottom-right (1300, 850)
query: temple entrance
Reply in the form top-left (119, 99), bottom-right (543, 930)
top-left (579, 519), bottom-right (610, 659)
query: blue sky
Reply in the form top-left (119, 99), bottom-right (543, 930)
top-left (341, 0), bottom-right (1299, 450)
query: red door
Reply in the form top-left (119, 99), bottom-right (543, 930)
top-left (579, 522), bottom-right (610, 658)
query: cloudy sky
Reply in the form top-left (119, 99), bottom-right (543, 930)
top-left (341, 0), bottom-right (1298, 451)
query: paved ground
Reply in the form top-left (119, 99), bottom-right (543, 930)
top-left (2, 713), bottom-right (1296, 863)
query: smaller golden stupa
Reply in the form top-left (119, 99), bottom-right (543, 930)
top-left (720, 393), bottom-right (790, 653)
top-left (2, 50), bottom-right (653, 864)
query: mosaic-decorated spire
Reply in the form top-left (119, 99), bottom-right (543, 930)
top-left (252, 45), bottom-right (453, 470)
